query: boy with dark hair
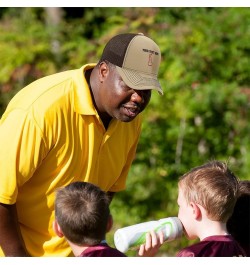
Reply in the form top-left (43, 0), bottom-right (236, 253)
top-left (54, 181), bottom-right (161, 257)
top-left (53, 181), bottom-right (125, 257)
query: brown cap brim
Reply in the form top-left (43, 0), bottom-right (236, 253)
top-left (116, 66), bottom-right (163, 96)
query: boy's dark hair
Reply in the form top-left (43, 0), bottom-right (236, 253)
top-left (227, 180), bottom-right (250, 256)
top-left (55, 181), bottom-right (110, 246)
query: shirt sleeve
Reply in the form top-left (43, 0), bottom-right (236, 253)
top-left (0, 109), bottom-right (47, 204)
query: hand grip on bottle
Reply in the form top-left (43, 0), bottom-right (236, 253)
top-left (114, 217), bottom-right (183, 253)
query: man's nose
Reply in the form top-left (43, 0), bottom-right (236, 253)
top-left (131, 90), bottom-right (145, 104)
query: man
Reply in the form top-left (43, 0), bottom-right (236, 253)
top-left (0, 33), bottom-right (163, 256)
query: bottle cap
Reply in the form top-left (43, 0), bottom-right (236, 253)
top-left (114, 229), bottom-right (130, 253)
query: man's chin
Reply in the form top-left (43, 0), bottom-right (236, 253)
top-left (120, 117), bottom-right (136, 123)
top-left (116, 114), bottom-right (136, 123)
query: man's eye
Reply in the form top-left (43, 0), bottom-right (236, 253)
top-left (142, 90), bottom-right (151, 96)
top-left (121, 82), bottom-right (132, 91)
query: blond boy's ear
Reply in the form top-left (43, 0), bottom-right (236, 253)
top-left (190, 202), bottom-right (202, 220)
top-left (106, 214), bottom-right (113, 233)
top-left (53, 220), bottom-right (64, 238)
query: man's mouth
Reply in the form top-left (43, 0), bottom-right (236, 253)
top-left (123, 104), bottom-right (140, 118)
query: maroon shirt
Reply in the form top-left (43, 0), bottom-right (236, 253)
top-left (177, 235), bottom-right (246, 257)
top-left (79, 243), bottom-right (126, 257)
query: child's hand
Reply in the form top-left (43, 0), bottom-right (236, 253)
top-left (137, 230), bottom-right (164, 257)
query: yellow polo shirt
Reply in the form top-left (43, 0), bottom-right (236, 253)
top-left (0, 64), bottom-right (142, 256)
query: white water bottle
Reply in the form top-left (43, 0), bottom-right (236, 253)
top-left (114, 217), bottom-right (183, 253)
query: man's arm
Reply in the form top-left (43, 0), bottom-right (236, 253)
top-left (0, 203), bottom-right (29, 256)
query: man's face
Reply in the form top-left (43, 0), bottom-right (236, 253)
top-left (98, 63), bottom-right (152, 122)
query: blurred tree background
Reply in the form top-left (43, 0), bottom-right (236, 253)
top-left (0, 7), bottom-right (250, 256)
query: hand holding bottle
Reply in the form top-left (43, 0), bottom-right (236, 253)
top-left (114, 217), bottom-right (183, 253)
top-left (138, 230), bottom-right (165, 257)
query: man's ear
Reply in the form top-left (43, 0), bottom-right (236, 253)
top-left (53, 220), bottom-right (64, 238)
top-left (98, 62), bottom-right (109, 82)
top-left (106, 214), bottom-right (113, 233)
top-left (190, 202), bottom-right (202, 220)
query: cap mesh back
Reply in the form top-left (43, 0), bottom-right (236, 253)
top-left (99, 33), bottom-right (138, 67)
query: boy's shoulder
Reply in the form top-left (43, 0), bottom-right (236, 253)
top-left (176, 235), bottom-right (246, 257)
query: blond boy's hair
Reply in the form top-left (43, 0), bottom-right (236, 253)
top-left (178, 160), bottom-right (239, 222)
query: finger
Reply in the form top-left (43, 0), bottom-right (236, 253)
top-left (144, 232), bottom-right (152, 250)
top-left (149, 230), bottom-right (158, 248)
top-left (159, 230), bottom-right (165, 244)
top-left (138, 244), bottom-right (145, 257)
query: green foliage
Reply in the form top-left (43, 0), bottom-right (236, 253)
top-left (1, 7), bottom-right (250, 256)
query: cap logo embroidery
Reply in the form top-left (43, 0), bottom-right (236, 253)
top-left (142, 48), bottom-right (159, 66)
top-left (148, 53), bottom-right (153, 66)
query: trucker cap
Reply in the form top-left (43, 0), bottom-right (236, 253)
top-left (99, 33), bottom-right (163, 95)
